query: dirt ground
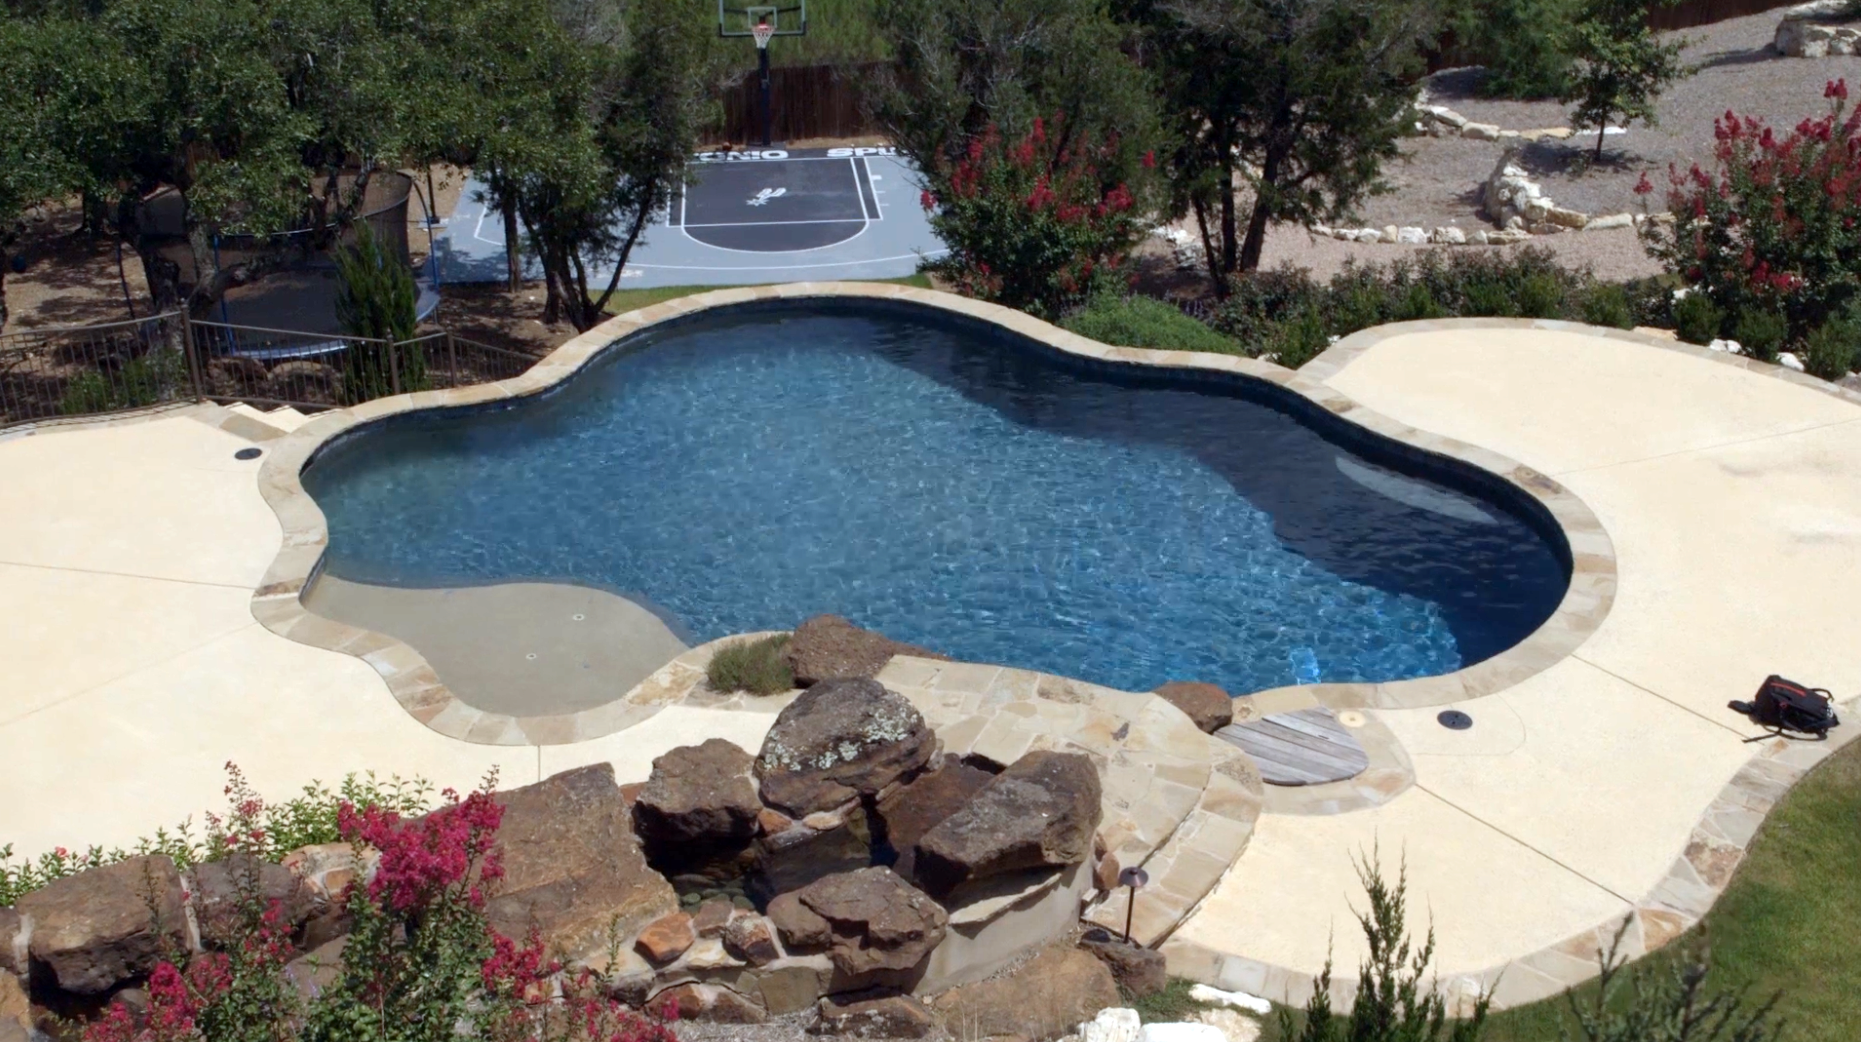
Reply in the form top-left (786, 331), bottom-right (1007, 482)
top-left (2, 170), bottom-right (579, 359)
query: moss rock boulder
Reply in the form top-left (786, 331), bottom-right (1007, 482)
top-left (486, 764), bottom-right (677, 965)
top-left (755, 678), bottom-right (936, 817)
top-left (912, 751), bottom-right (1102, 898)
top-left (782, 615), bottom-right (947, 687)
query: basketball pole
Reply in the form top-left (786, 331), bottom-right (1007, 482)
top-left (758, 41), bottom-right (772, 148)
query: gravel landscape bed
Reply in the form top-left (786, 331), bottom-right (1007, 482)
top-left (1239, 11), bottom-right (1861, 284)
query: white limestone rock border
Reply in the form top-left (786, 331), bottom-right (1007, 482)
top-left (1775, 0), bottom-right (1861, 56)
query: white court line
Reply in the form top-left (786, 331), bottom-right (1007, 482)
top-left (679, 219), bottom-right (874, 256)
top-left (683, 217), bottom-right (870, 228)
top-left (623, 248), bottom-right (947, 271)
top-left (851, 158), bottom-right (871, 221)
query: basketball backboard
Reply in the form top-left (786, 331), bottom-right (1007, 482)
top-left (718, 1), bottom-right (806, 38)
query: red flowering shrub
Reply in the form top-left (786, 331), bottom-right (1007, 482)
top-left (73, 771), bottom-right (677, 1042)
top-left (1642, 79), bottom-right (1861, 345)
top-left (922, 114), bottom-right (1158, 316)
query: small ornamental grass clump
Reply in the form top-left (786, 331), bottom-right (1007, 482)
top-left (921, 114), bottom-right (1158, 318)
top-left (706, 633), bottom-right (794, 695)
top-left (1640, 79), bottom-right (1861, 376)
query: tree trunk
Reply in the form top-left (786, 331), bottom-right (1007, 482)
top-left (502, 195), bottom-right (523, 292)
top-left (587, 197), bottom-right (653, 321)
top-left (1595, 124), bottom-right (1606, 161)
top-left (1219, 159), bottom-right (1238, 276)
top-left (1191, 196), bottom-right (1223, 300)
top-left (1237, 194), bottom-right (1273, 274)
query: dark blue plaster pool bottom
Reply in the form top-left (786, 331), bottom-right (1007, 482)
top-left (302, 299), bottom-right (1570, 698)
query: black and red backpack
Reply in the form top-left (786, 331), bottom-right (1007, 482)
top-left (1729, 675), bottom-right (1841, 741)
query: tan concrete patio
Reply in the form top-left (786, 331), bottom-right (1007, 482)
top-left (1169, 323), bottom-right (1861, 1007)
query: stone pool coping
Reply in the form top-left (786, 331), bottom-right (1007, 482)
top-left (249, 281), bottom-right (1619, 745)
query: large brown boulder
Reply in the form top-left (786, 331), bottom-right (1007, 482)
top-left (189, 854), bottom-right (317, 949)
top-left (782, 615), bottom-right (947, 687)
top-left (875, 757), bottom-right (994, 881)
top-left (751, 803), bottom-right (873, 899)
top-left (793, 868), bottom-right (947, 981)
top-left (0, 970), bottom-right (29, 1040)
top-left (927, 944), bottom-right (1118, 1041)
top-left (814, 990), bottom-right (938, 1038)
top-left (485, 764), bottom-right (678, 964)
top-left (0, 908), bottom-right (22, 976)
top-left (1154, 681), bottom-right (1234, 734)
top-left (912, 751), bottom-right (1102, 897)
top-left (755, 678), bottom-right (937, 817)
top-left (16, 855), bottom-right (187, 995)
top-left (633, 738), bottom-right (763, 850)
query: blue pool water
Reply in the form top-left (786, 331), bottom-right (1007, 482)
top-left (304, 301), bottom-right (1569, 696)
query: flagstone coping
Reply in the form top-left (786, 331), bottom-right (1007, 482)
top-left (248, 282), bottom-right (1616, 747)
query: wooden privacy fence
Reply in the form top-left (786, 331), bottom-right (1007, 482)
top-left (717, 62), bottom-right (885, 144)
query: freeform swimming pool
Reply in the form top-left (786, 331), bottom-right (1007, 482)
top-left (303, 300), bottom-right (1570, 697)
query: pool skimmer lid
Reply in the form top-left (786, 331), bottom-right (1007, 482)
top-left (1437, 710), bottom-right (1473, 730)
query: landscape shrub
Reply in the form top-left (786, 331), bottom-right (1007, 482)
top-left (1733, 308), bottom-right (1788, 363)
top-left (706, 634), bottom-right (793, 695)
top-left (1642, 80), bottom-right (1861, 344)
top-left (1212, 266), bottom-right (1327, 348)
top-left (1060, 294), bottom-right (1246, 354)
top-left (1579, 283), bottom-right (1636, 329)
top-left (0, 763), bottom-right (433, 905)
top-left (1672, 291), bottom-right (1725, 345)
top-left (1208, 247), bottom-right (1601, 354)
top-left (335, 223), bottom-right (427, 405)
top-left (1801, 317), bottom-right (1861, 379)
top-left (58, 349), bottom-right (188, 416)
top-left (1278, 851), bottom-right (1491, 1042)
top-left (1268, 309), bottom-right (1332, 369)
top-left (920, 115), bottom-right (1156, 318)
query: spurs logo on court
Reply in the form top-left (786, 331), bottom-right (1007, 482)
top-left (747, 187), bottom-right (787, 206)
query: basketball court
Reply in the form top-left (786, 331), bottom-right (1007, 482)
top-left (433, 0), bottom-right (947, 290)
top-left (434, 145), bottom-right (945, 290)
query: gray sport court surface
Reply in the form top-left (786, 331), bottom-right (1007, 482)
top-left (433, 146), bottom-right (948, 289)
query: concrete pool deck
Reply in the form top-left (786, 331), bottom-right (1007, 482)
top-left (1, 287), bottom-right (1857, 1011)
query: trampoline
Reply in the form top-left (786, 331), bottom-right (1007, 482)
top-left (436, 146), bottom-right (948, 289)
top-left (143, 172), bottom-right (440, 360)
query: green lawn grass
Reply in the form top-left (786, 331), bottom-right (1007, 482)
top-left (1470, 737), bottom-right (1861, 1041)
top-left (599, 273), bottom-right (931, 316)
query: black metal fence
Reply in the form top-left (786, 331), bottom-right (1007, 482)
top-left (0, 311), bottom-right (538, 429)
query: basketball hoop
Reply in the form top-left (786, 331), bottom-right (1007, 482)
top-left (751, 19), bottom-right (775, 49)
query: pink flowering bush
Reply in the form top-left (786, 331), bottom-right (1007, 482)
top-left (60, 768), bottom-right (676, 1042)
top-left (921, 114), bottom-right (1159, 317)
top-left (1641, 79), bottom-right (1861, 368)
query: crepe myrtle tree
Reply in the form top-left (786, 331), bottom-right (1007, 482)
top-left (1122, 0), bottom-right (1438, 289)
top-left (868, 0), bottom-right (1164, 311)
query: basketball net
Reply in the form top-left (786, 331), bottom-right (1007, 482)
top-left (751, 19), bottom-right (775, 49)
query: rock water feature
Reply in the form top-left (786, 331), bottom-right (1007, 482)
top-left (617, 675), bottom-right (1108, 1021)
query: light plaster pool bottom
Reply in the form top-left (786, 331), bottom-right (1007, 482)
top-left (304, 575), bottom-right (689, 716)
